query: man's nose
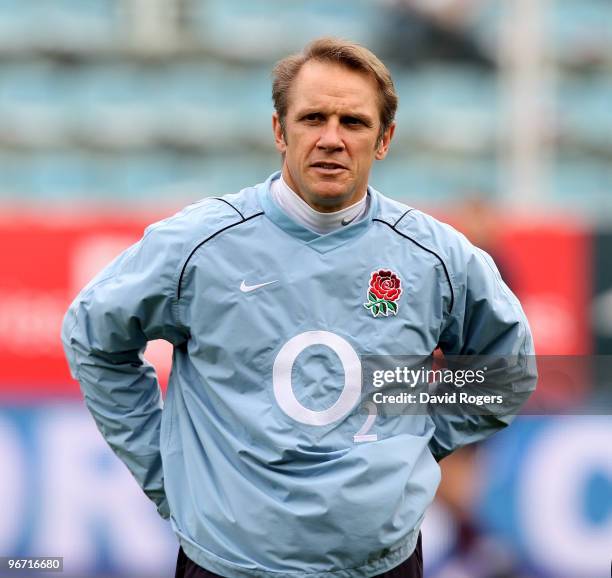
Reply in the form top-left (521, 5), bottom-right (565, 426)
top-left (316, 120), bottom-right (344, 151)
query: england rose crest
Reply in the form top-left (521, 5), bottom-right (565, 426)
top-left (364, 269), bottom-right (402, 317)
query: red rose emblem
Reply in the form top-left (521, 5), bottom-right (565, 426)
top-left (369, 270), bottom-right (401, 302)
top-left (364, 269), bottom-right (402, 317)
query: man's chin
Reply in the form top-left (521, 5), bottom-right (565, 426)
top-left (308, 187), bottom-right (356, 211)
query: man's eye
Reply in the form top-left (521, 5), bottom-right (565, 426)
top-left (303, 113), bottom-right (322, 122)
top-left (342, 117), bottom-right (364, 126)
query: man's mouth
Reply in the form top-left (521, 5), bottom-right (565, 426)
top-left (310, 162), bottom-right (347, 172)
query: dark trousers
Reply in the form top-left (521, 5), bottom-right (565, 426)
top-left (175, 534), bottom-right (423, 578)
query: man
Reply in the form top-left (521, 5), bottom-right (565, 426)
top-left (62, 38), bottom-right (536, 578)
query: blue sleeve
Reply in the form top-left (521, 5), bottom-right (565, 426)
top-left (430, 241), bottom-right (537, 461)
top-left (61, 217), bottom-right (190, 519)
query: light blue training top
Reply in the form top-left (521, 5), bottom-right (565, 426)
top-left (62, 172), bottom-right (536, 578)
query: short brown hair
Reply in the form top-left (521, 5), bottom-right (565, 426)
top-left (272, 37), bottom-right (398, 143)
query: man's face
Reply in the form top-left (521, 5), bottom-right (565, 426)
top-left (272, 60), bottom-right (395, 212)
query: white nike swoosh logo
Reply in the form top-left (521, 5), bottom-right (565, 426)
top-left (240, 280), bottom-right (278, 293)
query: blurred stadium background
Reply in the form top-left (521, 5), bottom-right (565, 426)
top-left (0, 1), bottom-right (611, 577)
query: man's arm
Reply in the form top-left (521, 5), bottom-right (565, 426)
top-left (61, 217), bottom-right (190, 518)
top-left (430, 243), bottom-right (537, 461)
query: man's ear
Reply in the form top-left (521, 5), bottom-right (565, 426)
top-left (375, 122), bottom-right (395, 160)
top-left (272, 113), bottom-right (287, 154)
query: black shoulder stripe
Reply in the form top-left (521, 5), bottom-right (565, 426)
top-left (177, 211), bottom-right (263, 299)
top-left (373, 218), bottom-right (455, 314)
top-left (211, 197), bottom-right (245, 220)
top-left (393, 208), bottom-right (414, 228)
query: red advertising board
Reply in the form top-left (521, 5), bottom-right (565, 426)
top-left (499, 220), bottom-right (591, 355)
top-left (0, 210), bottom-right (171, 396)
top-left (0, 208), bottom-right (591, 396)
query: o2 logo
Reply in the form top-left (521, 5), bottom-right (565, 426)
top-left (272, 331), bottom-right (378, 442)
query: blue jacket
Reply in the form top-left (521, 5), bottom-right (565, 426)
top-left (62, 172), bottom-right (536, 577)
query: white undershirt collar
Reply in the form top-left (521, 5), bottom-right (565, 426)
top-left (270, 174), bottom-right (369, 235)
